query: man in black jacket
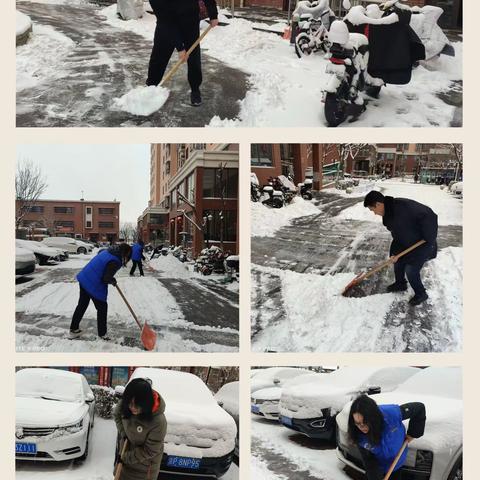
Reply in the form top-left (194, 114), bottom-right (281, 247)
top-left (147, 0), bottom-right (218, 106)
top-left (364, 191), bottom-right (438, 306)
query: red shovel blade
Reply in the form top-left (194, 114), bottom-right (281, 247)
top-left (141, 323), bottom-right (157, 351)
top-left (342, 272), bottom-right (365, 296)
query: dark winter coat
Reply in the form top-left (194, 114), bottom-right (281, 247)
top-left (359, 403), bottom-right (426, 480)
top-left (114, 391), bottom-right (167, 480)
top-left (76, 248), bottom-right (122, 302)
top-left (149, 0), bottom-right (218, 51)
top-left (382, 196), bottom-right (438, 264)
top-left (367, 8), bottom-right (425, 84)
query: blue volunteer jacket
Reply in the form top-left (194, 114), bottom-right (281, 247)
top-left (358, 404), bottom-right (407, 473)
top-left (76, 250), bottom-right (122, 302)
top-left (131, 243), bottom-right (144, 262)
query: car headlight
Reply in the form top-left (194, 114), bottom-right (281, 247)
top-left (414, 450), bottom-right (434, 472)
top-left (58, 419), bottom-right (84, 435)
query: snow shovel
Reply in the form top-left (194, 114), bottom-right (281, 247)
top-left (341, 239), bottom-right (426, 296)
top-left (113, 439), bottom-right (128, 480)
top-left (115, 285), bottom-right (157, 351)
top-left (383, 439), bottom-right (408, 480)
top-left (159, 24), bottom-right (213, 87)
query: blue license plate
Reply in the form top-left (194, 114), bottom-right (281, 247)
top-left (280, 416), bottom-right (293, 427)
top-left (166, 455), bottom-right (201, 470)
top-left (16, 443), bottom-right (37, 454)
top-left (251, 404), bottom-right (260, 414)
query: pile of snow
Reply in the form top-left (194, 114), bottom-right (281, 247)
top-left (112, 85), bottom-right (170, 116)
top-left (16, 23), bottom-right (75, 92)
top-left (20, 0), bottom-right (88, 3)
top-left (337, 180), bottom-right (462, 226)
top-left (16, 10), bottom-right (32, 37)
top-left (148, 254), bottom-right (194, 278)
top-left (323, 179), bottom-right (377, 198)
top-left (215, 381), bottom-right (239, 418)
top-left (251, 197), bottom-right (319, 237)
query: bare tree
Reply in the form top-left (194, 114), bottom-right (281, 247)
top-left (15, 159), bottom-right (48, 231)
top-left (119, 222), bottom-right (136, 242)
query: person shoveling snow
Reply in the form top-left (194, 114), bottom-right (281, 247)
top-left (69, 243), bottom-right (132, 341)
top-left (362, 190), bottom-right (438, 306)
top-left (114, 0), bottom-right (219, 115)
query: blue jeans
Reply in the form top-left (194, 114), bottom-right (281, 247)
top-left (394, 258), bottom-right (427, 296)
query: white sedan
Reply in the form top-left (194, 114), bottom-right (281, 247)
top-left (15, 239), bottom-right (64, 265)
top-left (42, 237), bottom-right (92, 254)
top-left (15, 246), bottom-right (36, 276)
top-left (16, 368), bottom-right (95, 462)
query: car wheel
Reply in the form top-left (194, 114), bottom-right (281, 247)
top-left (35, 254), bottom-right (47, 266)
top-left (78, 247), bottom-right (86, 254)
top-left (76, 427), bottom-right (90, 462)
top-left (447, 458), bottom-right (462, 480)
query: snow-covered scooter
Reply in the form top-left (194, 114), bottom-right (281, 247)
top-left (293, 0), bottom-right (334, 58)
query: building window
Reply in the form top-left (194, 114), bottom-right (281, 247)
top-left (27, 205), bottom-right (44, 213)
top-left (54, 206), bottom-right (75, 214)
top-left (204, 210), bottom-right (237, 243)
top-left (150, 214), bottom-right (165, 225)
top-left (99, 222), bottom-right (114, 228)
top-left (188, 173), bottom-right (195, 203)
top-left (86, 207), bottom-right (92, 214)
top-left (86, 221), bottom-right (92, 228)
top-left (280, 144), bottom-right (293, 160)
top-left (98, 208), bottom-right (114, 215)
top-left (251, 144), bottom-right (273, 166)
top-left (55, 221), bottom-right (74, 227)
top-left (202, 168), bottom-right (238, 198)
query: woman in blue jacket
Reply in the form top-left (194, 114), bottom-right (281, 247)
top-left (348, 395), bottom-right (426, 480)
top-left (69, 243), bottom-right (131, 341)
top-left (130, 240), bottom-right (145, 277)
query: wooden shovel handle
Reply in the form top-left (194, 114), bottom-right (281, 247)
top-left (115, 285), bottom-right (142, 331)
top-left (362, 240), bottom-right (426, 281)
top-left (114, 439), bottom-right (129, 480)
top-left (383, 439), bottom-right (408, 480)
top-left (160, 24), bottom-right (213, 86)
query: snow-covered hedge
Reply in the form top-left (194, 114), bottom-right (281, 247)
top-left (16, 11), bottom-right (32, 46)
top-left (91, 385), bottom-right (118, 418)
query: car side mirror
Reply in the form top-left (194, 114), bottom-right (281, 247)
top-left (86, 392), bottom-right (95, 403)
top-left (366, 385), bottom-right (381, 395)
top-left (217, 400), bottom-right (224, 408)
top-left (115, 386), bottom-right (125, 397)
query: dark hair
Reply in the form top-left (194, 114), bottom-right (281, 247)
top-left (118, 243), bottom-right (132, 261)
top-left (348, 395), bottom-right (384, 446)
top-left (121, 378), bottom-right (154, 420)
top-left (363, 191), bottom-right (385, 208)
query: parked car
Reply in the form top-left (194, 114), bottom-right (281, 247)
top-left (449, 181), bottom-right (463, 196)
top-left (252, 372), bottom-right (324, 421)
top-left (279, 366), bottom-right (419, 440)
top-left (15, 239), bottom-right (62, 265)
top-left (215, 381), bottom-right (239, 457)
top-left (251, 367), bottom-right (313, 394)
top-left (115, 368), bottom-right (237, 478)
top-left (336, 367), bottom-right (462, 480)
top-left (15, 246), bottom-right (36, 276)
top-left (15, 368), bottom-right (95, 462)
top-left (42, 237), bottom-right (92, 254)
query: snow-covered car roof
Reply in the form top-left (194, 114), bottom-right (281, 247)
top-left (336, 368), bottom-right (462, 452)
top-left (16, 239), bottom-right (60, 257)
top-left (16, 368), bottom-right (87, 403)
top-left (251, 367), bottom-right (313, 393)
top-left (215, 381), bottom-right (239, 419)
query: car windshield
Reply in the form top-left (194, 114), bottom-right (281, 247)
top-left (16, 369), bottom-right (84, 403)
top-left (395, 367), bottom-right (462, 399)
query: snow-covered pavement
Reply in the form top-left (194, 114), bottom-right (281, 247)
top-left (252, 415), bottom-right (354, 480)
top-left (16, 417), bottom-right (239, 480)
top-left (16, 252), bottom-right (239, 352)
top-left (16, 1), bottom-right (461, 127)
top-left (251, 180), bottom-right (463, 353)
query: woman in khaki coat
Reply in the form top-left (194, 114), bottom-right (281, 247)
top-left (113, 378), bottom-right (167, 480)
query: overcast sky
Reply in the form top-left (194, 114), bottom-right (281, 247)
top-left (17, 144), bottom-right (150, 223)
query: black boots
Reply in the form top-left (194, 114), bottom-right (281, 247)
top-left (409, 292), bottom-right (429, 306)
top-left (386, 281), bottom-right (408, 293)
top-left (190, 90), bottom-right (202, 106)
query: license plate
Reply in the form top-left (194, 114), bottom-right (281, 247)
top-left (251, 404), bottom-right (260, 414)
top-left (280, 416), bottom-right (293, 427)
top-left (16, 442), bottom-right (37, 455)
top-left (166, 455), bottom-right (201, 470)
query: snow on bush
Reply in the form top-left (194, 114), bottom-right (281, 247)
top-left (91, 385), bottom-right (117, 418)
top-left (16, 11), bottom-right (32, 37)
top-left (251, 197), bottom-right (319, 237)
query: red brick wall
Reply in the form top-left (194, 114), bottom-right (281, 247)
top-left (245, 0), bottom-right (284, 8)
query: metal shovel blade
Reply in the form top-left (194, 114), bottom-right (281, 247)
top-left (141, 323), bottom-right (157, 351)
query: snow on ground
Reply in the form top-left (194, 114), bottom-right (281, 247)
top-left (322, 180), bottom-right (378, 198)
top-left (112, 85), bottom-right (170, 116)
top-left (337, 179), bottom-right (462, 225)
top-left (100, 6), bottom-right (462, 127)
top-left (148, 255), bottom-right (195, 278)
top-left (16, 417), bottom-right (238, 479)
top-left (252, 416), bottom-right (350, 480)
top-left (252, 197), bottom-right (319, 237)
top-left (20, 0), bottom-right (88, 4)
top-left (16, 23), bottom-right (75, 92)
top-left (16, 10), bottom-right (32, 36)
top-left (252, 454), bottom-right (289, 480)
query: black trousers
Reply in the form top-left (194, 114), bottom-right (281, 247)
top-left (146, 19), bottom-right (202, 90)
top-left (130, 260), bottom-right (144, 276)
top-left (394, 257), bottom-right (427, 296)
top-left (70, 286), bottom-right (108, 337)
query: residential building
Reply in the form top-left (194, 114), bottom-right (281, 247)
top-left (16, 199), bottom-right (120, 242)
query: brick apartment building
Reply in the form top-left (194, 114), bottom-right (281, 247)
top-left (139, 144), bottom-right (239, 257)
top-left (16, 199), bottom-right (120, 242)
top-left (243, 0), bottom-right (461, 29)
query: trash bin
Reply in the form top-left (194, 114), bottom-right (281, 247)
top-left (117, 0), bottom-right (143, 21)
